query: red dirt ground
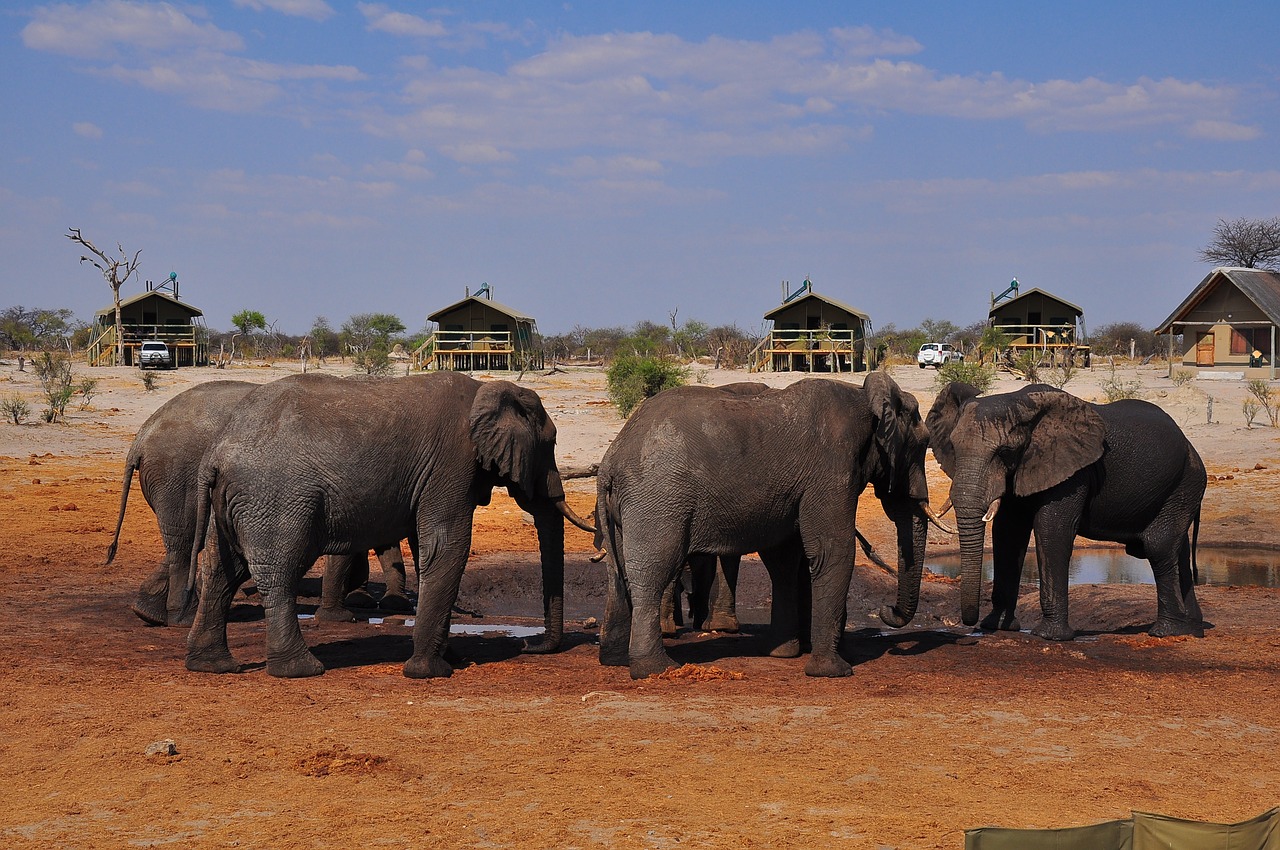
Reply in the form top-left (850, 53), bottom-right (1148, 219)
top-left (3, 441), bottom-right (1280, 849)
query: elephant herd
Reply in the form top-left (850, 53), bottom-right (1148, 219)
top-left (107, 370), bottom-right (1207, 681)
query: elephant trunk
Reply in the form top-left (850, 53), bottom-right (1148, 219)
top-left (878, 499), bottom-right (928, 628)
top-left (523, 500), bottom-right (565, 653)
top-left (957, 513), bottom-right (987, 627)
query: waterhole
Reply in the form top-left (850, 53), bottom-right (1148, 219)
top-left (927, 546), bottom-right (1280, 587)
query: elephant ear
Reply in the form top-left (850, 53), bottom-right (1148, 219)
top-left (1011, 388), bottom-right (1105, 497)
top-left (864, 371), bottom-right (910, 488)
top-left (469, 381), bottom-right (545, 496)
top-left (926, 381), bottom-right (980, 479)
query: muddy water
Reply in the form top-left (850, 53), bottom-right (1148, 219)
top-left (927, 546), bottom-right (1280, 587)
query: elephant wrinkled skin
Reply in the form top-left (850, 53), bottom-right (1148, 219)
top-left (185, 372), bottom-right (591, 679)
top-left (596, 374), bottom-right (932, 679)
top-left (928, 381), bottom-right (1207, 640)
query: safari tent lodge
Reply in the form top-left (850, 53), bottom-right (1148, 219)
top-left (750, 278), bottom-right (868, 373)
top-left (988, 280), bottom-right (1090, 365)
top-left (1153, 267), bottom-right (1280, 380)
top-left (412, 284), bottom-right (543, 372)
top-left (87, 279), bottom-right (208, 367)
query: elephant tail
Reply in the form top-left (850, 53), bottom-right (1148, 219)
top-left (188, 462), bottom-right (216, 599)
top-left (105, 446), bottom-right (142, 565)
top-left (1190, 506), bottom-right (1201, 585)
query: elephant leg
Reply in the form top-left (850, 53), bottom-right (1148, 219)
top-left (760, 541), bottom-right (805, 658)
top-left (620, 531), bottom-right (684, 679)
top-left (376, 545), bottom-right (415, 613)
top-left (599, 551), bottom-right (633, 667)
top-left (131, 562), bottom-right (171, 626)
top-left (704, 555), bottom-right (741, 633)
top-left (317, 553), bottom-right (360, 622)
top-left (404, 524), bottom-right (471, 679)
top-left (186, 531), bottom-right (249, 674)
top-left (257, 561), bottom-right (324, 678)
top-left (982, 511), bottom-right (1031, 632)
top-left (1146, 531), bottom-right (1205, 638)
top-left (341, 550), bottom-right (376, 610)
top-left (803, 543), bottom-right (854, 678)
top-left (1030, 493), bottom-right (1085, 641)
top-left (661, 574), bottom-right (680, 637)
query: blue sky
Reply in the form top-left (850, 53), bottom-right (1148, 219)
top-left (3, 1), bottom-right (1278, 338)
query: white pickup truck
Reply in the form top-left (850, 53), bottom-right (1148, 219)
top-left (138, 340), bottom-right (172, 369)
top-left (917, 342), bottom-right (962, 369)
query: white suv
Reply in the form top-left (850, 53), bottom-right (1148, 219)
top-left (138, 340), bottom-right (172, 369)
top-left (917, 342), bottom-right (962, 369)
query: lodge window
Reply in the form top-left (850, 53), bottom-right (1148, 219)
top-left (1231, 328), bottom-right (1273, 357)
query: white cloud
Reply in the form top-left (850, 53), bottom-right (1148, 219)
top-left (23, 0), bottom-right (243, 60)
top-left (439, 143), bottom-right (516, 164)
top-left (1187, 119), bottom-right (1261, 141)
top-left (358, 3), bottom-right (446, 38)
top-left (829, 25), bottom-right (923, 58)
top-left (72, 122), bottom-right (103, 139)
top-left (233, 0), bottom-right (335, 22)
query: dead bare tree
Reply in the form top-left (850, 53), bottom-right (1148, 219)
top-left (1198, 216), bottom-right (1280, 270)
top-left (66, 228), bottom-right (142, 365)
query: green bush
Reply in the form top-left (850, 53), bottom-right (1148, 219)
top-left (934, 361), bottom-right (997, 394)
top-left (606, 354), bottom-right (689, 417)
top-left (2, 393), bottom-right (30, 425)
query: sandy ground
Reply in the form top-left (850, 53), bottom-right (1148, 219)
top-left (1, 357), bottom-right (1278, 849)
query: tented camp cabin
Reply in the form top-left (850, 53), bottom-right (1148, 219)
top-left (1153, 267), bottom-right (1280, 379)
top-left (412, 284), bottom-right (543, 371)
top-left (750, 278), bottom-right (868, 372)
top-left (87, 280), bottom-right (208, 367)
top-left (988, 280), bottom-right (1090, 365)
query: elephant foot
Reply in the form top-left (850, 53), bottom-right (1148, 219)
top-left (378, 592), bottom-right (415, 613)
top-left (701, 614), bottom-right (740, 633)
top-left (185, 650), bottom-right (241, 674)
top-left (1149, 618), bottom-right (1204, 638)
top-left (314, 605), bottom-right (356, 623)
top-left (131, 593), bottom-right (169, 627)
top-left (980, 610), bottom-right (1021, 632)
top-left (168, 608), bottom-right (195, 628)
top-left (768, 638), bottom-right (802, 658)
top-left (266, 650), bottom-right (325, 678)
top-left (598, 644), bottom-right (630, 667)
top-left (628, 652), bottom-right (678, 680)
top-left (522, 632), bottom-right (562, 654)
top-left (804, 652), bottom-right (853, 678)
top-left (342, 589), bottom-right (377, 609)
top-left (1031, 620), bottom-right (1076, 641)
top-left (403, 653), bottom-right (453, 679)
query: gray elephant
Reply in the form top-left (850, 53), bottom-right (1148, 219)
top-left (927, 381), bottom-right (1206, 640)
top-left (107, 380), bottom-right (257, 626)
top-left (185, 372), bottom-right (593, 679)
top-left (596, 373), bottom-right (943, 679)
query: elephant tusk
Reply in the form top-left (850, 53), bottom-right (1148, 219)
top-left (556, 499), bottom-right (597, 534)
top-left (922, 503), bottom-right (956, 536)
top-left (936, 497), bottom-right (953, 518)
top-left (854, 528), bottom-right (895, 574)
top-left (982, 498), bottom-right (1002, 523)
top-left (589, 548), bottom-right (608, 563)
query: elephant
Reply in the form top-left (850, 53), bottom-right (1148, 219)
top-left (318, 546), bottom-right (416, 621)
top-left (107, 380), bottom-right (257, 626)
top-left (595, 373), bottom-right (945, 679)
top-left (927, 381), bottom-right (1206, 640)
top-left (184, 372), bottom-right (594, 679)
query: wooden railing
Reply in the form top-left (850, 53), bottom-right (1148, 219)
top-left (411, 330), bottom-right (543, 372)
top-left (86, 323), bottom-right (208, 367)
top-left (749, 330), bottom-right (862, 373)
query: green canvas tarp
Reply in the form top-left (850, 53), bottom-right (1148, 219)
top-left (965, 807), bottom-right (1280, 850)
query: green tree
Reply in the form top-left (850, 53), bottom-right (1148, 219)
top-left (919, 317), bottom-right (959, 343)
top-left (1091, 322), bottom-right (1159, 358)
top-left (230, 309), bottom-right (268, 359)
top-left (977, 325), bottom-right (1013, 364)
top-left (341, 312), bottom-right (406, 354)
top-left (309, 316), bottom-right (339, 360)
top-left (606, 354), bottom-right (689, 417)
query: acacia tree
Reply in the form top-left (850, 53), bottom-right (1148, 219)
top-left (1199, 217), bottom-right (1280, 269)
top-left (66, 228), bottom-right (141, 365)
